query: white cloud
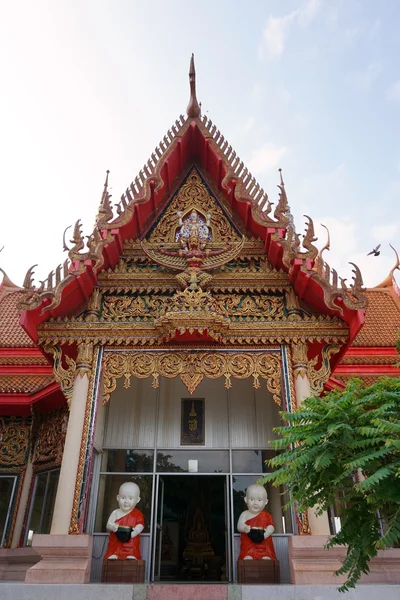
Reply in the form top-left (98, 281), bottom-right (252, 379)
top-left (349, 61), bottom-right (382, 91)
top-left (371, 223), bottom-right (399, 242)
top-left (243, 117), bottom-right (255, 133)
top-left (386, 81), bottom-right (400, 102)
top-left (247, 143), bottom-right (287, 174)
top-left (258, 0), bottom-right (319, 61)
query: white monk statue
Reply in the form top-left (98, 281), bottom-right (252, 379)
top-left (104, 481), bottom-right (144, 560)
top-left (237, 484), bottom-right (277, 561)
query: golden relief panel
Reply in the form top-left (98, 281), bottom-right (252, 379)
top-left (0, 416), bottom-right (31, 468)
top-left (147, 168), bottom-right (241, 246)
top-left (33, 404), bottom-right (68, 466)
top-left (102, 351), bottom-right (282, 405)
top-left (101, 291), bottom-right (285, 322)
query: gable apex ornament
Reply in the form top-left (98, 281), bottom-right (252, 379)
top-left (187, 53), bottom-right (201, 118)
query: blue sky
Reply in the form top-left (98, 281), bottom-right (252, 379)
top-left (0, 0), bottom-right (399, 288)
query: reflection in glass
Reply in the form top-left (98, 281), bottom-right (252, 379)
top-left (156, 450), bottom-right (229, 473)
top-left (94, 475), bottom-right (152, 534)
top-left (26, 469), bottom-right (60, 540)
top-left (105, 450), bottom-right (154, 473)
top-left (232, 450), bottom-right (276, 473)
top-left (0, 476), bottom-right (16, 546)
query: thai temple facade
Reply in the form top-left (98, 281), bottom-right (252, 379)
top-left (1, 57), bottom-right (399, 592)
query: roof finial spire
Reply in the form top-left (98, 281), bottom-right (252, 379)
top-left (278, 167), bottom-right (285, 187)
top-left (186, 53), bottom-right (201, 118)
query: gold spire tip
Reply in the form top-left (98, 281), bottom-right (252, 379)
top-left (187, 53), bottom-right (201, 119)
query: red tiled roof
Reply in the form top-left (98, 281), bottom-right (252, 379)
top-left (0, 290), bottom-right (35, 348)
top-left (352, 288), bottom-right (400, 347)
top-left (0, 374), bottom-right (54, 393)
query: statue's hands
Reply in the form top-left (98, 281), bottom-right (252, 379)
top-left (243, 524), bottom-right (251, 534)
top-left (131, 529), bottom-right (138, 538)
top-left (112, 523), bottom-right (119, 533)
top-left (264, 528), bottom-right (270, 539)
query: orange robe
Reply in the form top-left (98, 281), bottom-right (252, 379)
top-left (238, 511), bottom-right (277, 560)
top-left (104, 508), bottom-right (145, 560)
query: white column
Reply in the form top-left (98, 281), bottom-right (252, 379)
top-left (291, 342), bottom-right (330, 536)
top-left (50, 372), bottom-right (90, 534)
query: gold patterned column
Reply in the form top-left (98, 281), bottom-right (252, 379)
top-left (291, 341), bottom-right (311, 407)
top-left (50, 342), bottom-right (93, 534)
top-left (85, 288), bottom-right (102, 322)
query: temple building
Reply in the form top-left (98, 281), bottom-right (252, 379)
top-left (0, 56), bottom-right (399, 589)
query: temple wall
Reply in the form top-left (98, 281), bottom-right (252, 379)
top-left (102, 375), bottom-right (280, 450)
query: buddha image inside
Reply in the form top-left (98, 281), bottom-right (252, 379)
top-left (155, 475), bottom-right (226, 581)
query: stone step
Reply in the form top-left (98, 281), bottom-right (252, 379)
top-left (0, 583), bottom-right (399, 600)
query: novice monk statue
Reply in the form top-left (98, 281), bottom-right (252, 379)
top-left (104, 481), bottom-right (144, 560)
top-left (237, 484), bottom-right (277, 561)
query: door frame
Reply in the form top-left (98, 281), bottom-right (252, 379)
top-left (149, 472), bottom-right (232, 582)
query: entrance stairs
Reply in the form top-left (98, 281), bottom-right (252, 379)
top-left (0, 583), bottom-right (399, 600)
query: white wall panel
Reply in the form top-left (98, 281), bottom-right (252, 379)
top-left (103, 378), bottom-right (157, 448)
top-left (102, 367), bottom-right (281, 450)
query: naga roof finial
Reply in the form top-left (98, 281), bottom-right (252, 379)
top-left (278, 167), bottom-right (285, 187)
top-left (186, 53), bottom-right (201, 118)
top-left (373, 244), bottom-right (400, 289)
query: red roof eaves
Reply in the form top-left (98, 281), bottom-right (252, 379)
top-left (19, 118), bottom-right (365, 347)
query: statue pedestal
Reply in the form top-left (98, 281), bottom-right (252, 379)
top-left (102, 559), bottom-right (145, 583)
top-left (237, 560), bottom-right (280, 584)
top-left (25, 535), bottom-right (92, 584)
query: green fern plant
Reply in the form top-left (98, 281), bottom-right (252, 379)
top-left (260, 377), bottom-right (400, 592)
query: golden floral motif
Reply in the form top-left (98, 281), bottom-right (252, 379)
top-left (102, 351), bottom-right (282, 404)
top-left (101, 291), bottom-right (284, 322)
top-left (213, 293), bottom-right (284, 319)
top-left (0, 416), bottom-right (31, 467)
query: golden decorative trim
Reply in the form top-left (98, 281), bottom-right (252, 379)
top-left (285, 287), bottom-right (303, 320)
top-left (308, 344), bottom-right (340, 395)
top-left (285, 345), bottom-right (297, 411)
top-left (102, 351), bottom-right (282, 405)
top-left (76, 341), bottom-right (94, 377)
top-left (291, 341), bottom-right (308, 379)
top-left (85, 287), bottom-right (102, 322)
top-left (45, 345), bottom-right (76, 406)
top-left (297, 509), bottom-right (312, 536)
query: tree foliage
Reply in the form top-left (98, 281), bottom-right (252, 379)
top-left (260, 377), bottom-right (400, 591)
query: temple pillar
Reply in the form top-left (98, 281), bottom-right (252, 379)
top-left (291, 342), bottom-right (330, 537)
top-left (50, 372), bottom-right (89, 534)
top-left (25, 342), bottom-right (95, 584)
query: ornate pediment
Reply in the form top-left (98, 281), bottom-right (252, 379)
top-left (146, 167), bottom-right (242, 246)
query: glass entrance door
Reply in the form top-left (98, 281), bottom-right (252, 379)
top-left (150, 474), bottom-right (229, 582)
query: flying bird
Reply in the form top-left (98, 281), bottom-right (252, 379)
top-left (367, 244), bottom-right (381, 257)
